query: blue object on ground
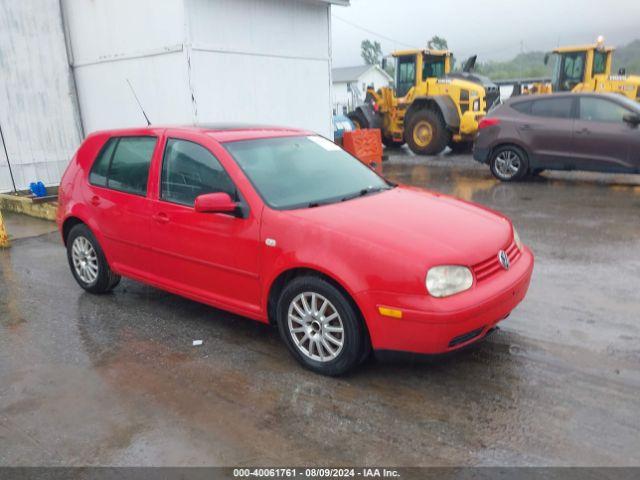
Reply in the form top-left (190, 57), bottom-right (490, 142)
top-left (29, 181), bottom-right (47, 198)
top-left (333, 114), bottom-right (355, 142)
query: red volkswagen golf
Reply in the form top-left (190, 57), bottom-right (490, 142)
top-left (57, 125), bottom-right (534, 375)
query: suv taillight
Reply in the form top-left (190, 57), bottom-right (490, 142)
top-left (478, 118), bottom-right (501, 130)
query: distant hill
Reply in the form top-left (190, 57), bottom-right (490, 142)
top-left (471, 39), bottom-right (640, 81)
top-left (613, 39), bottom-right (640, 74)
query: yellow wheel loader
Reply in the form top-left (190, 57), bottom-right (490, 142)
top-left (348, 50), bottom-right (500, 156)
top-left (522, 37), bottom-right (640, 100)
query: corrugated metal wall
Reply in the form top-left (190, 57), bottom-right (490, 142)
top-left (62, 0), bottom-right (333, 137)
top-left (0, 0), bottom-right (335, 192)
top-left (0, 0), bottom-right (83, 192)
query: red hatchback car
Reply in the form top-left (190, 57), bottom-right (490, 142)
top-left (57, 125), bottom-right (534, 375)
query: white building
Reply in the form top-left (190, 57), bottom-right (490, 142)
top-left (0, 0), bottom-right (348, 192)
top-left (332, 65), bottom-right (392, 115)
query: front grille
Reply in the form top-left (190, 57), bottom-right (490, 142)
top-left (472, 240), bottom-right (520, 282)
top-left (449, 327), bottom-right (485, 347)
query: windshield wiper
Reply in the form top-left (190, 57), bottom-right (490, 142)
top-left (306, 186), bottom-right (393, 208)
top-left (341, 185), bottom-right (392, 202)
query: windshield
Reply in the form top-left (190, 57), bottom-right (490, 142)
top-left (224, 136), bottom-right (391, 210)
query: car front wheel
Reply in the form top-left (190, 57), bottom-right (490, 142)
top-left (490, 145), bottom-right (529, 182)
top-left (276, 276), bottom-right (366, 376)
top-left (67, 224), bottom-right (121, 294)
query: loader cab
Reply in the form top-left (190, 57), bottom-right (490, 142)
top-left (548, 40), bottom-right (613, 92)
top-left (389, 49), bottom-right (452, 98)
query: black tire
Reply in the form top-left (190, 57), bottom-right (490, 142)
top-left (347, 110), bottom-right (369, 130)
top-left (382, 136), bottom-right (405, 149)
top-left (276, 275), bottom-right (367, 376)
top-left (67, 224), bottom-right (121, 294)
top-left (489, 145), bottom-right (529, 182)
top-left (405, 109), bottom-right (451, 155)
top-left (448, 141), bottom-right (473, 154)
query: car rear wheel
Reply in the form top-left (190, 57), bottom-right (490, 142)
top-left (490, 145), bottom-right (529, 182)
top-left (67, 224), bottom-right (120, 294)
top-left (276, 276), bottom-right (366, 376)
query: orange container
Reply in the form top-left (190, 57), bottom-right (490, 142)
top-left (342, 129), bottom-right (383, 173)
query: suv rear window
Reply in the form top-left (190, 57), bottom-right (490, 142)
top-left (89, 136), bottom-right (157, 196)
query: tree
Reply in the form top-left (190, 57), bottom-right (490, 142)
top-left (361, 39), bottom-right (383, 65)
top-left (427, 35), bottom-right (448, 51)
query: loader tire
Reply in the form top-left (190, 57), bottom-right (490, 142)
top-left (382, 136), bottom-right (405, 148)
top-left (448, 141), bottom-right (473, 154)
top-left (347, 111), bottom-right (369, 130)
top-left (405, 109), bottom-right (450, 156)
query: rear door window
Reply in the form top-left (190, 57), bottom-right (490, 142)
top-left (579, 97), bottom-right (630, 123)
top-left (89, 138), bottom-right (117, 187)
top-left (529, 97), bottom-right (575, 119)
top-left (89, 136), bottom-right (157, 196)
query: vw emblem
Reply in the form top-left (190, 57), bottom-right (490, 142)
top-left (498, 250), bottom-right (510, 270)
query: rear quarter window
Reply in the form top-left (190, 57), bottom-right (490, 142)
top-left (510, 101), bottom-right (532, 114)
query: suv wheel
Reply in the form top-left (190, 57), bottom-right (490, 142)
top-left (490, 145), bottom-right (529, 182)
top-left (67, 224), bottom-right (121, 293)
top-left (276, 276), bottom-right (367, 376)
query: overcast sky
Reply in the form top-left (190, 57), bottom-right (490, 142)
top-left (330, 0), bottom-right (640, 67)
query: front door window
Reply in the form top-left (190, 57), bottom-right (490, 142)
top-left (395, 55), bottom-right (416, 97)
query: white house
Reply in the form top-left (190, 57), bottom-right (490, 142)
top-left (332, 64), bottom-right (392, 115)
top-left (0, 0), bottom-right (349, 192)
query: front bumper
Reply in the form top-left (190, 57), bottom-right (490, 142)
top-left (356, 247), bottom-right (534, 355)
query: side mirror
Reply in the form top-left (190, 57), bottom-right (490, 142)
top-left (623, 113), bottom-right (640, 127)
top-left (381, 58), bottom-right (387, 70)
top-left (194, 192), bottom-right (237, 214)
top-left (619, 68), bottom-right (627, 76)
top-left (543, 52), bottom-right (550, 66)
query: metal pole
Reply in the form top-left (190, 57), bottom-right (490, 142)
top-left (0, 121), bottom-right (18, 194)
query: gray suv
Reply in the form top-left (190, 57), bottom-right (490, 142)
top-left (473, 92), bottom-right (640, 181)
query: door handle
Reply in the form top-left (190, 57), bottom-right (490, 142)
top-left (152, 212), bottom-right (170, 224)
top-left (519, 124), bottom-right (532, 131)
top-left (90, 195), bottom-right (101, 206)
top-left (576, 128), bottom-right (591, 135)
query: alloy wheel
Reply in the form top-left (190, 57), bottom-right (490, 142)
top-left (494, 150), bottom-right (522, 179)
top-left (71, 236), bottom-right (99, 284)
top-left (287, 292), bottom-right (344, 362)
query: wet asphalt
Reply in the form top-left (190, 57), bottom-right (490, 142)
top-left (1, 150), bottom-right (639, 467)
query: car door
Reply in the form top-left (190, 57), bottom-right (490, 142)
top-left (148, 133), bottom-right (262, 315)
top-left (516, 96), bottom-right (577, 169)
top-left (572, 96), bottom-right (635, 172)
top-left (86, 134), bottom-right (158, 277)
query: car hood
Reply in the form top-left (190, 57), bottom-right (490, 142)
top-left (285, 185), bottom-right (513, 267)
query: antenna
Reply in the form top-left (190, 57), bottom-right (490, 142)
top-left (126, 79), bottom-right (151, 126)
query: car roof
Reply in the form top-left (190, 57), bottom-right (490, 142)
top-left (88, 124), bottom-right (314, 143)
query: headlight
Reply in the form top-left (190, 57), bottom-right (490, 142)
top-left (513, 228), bottom-right (523, 251)
top-left (473, 99), bottom-right (481, 111)
top-left (426, 266), bottom-right (473, 298)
